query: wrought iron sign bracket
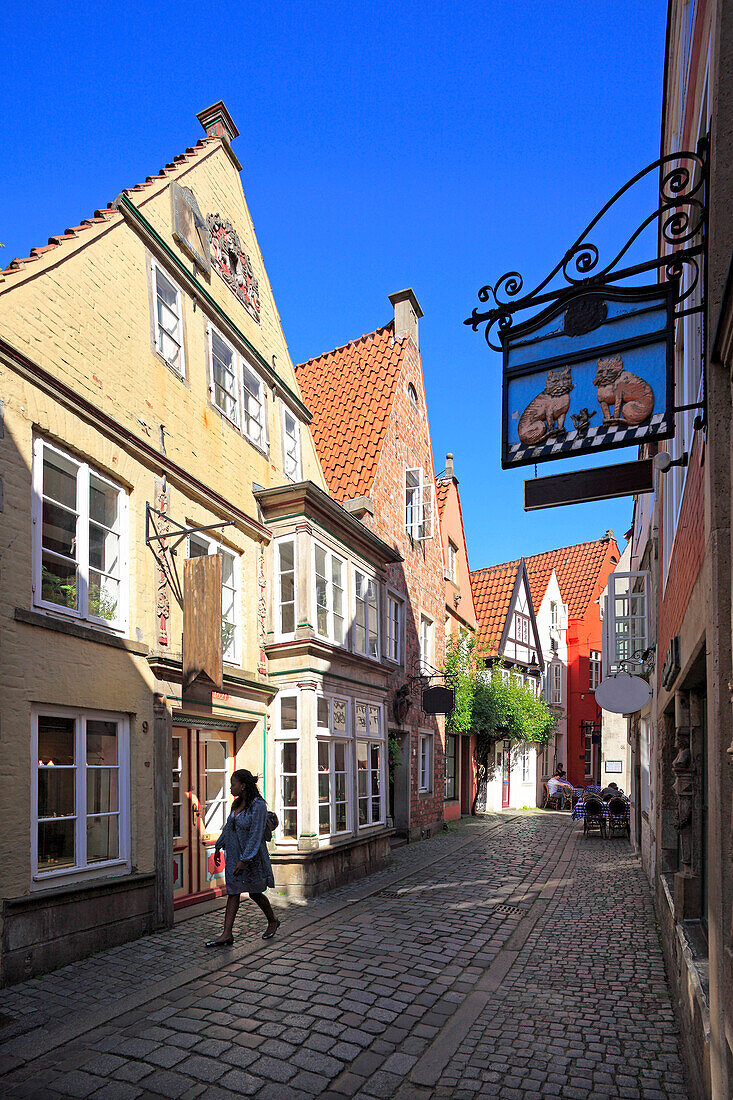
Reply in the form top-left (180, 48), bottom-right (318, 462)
top-left (145, 502), bottom-right (235, 609)
top-left (465, 140), bottom-right (708, 353)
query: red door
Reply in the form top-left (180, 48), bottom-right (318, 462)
top-left (501, 740), bottom-right (511, 808)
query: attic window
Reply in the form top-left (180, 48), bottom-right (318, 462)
top-left (407, 383), bottom-right (418, 408)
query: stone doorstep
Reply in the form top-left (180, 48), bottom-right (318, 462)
top-left (0, 813), bottom-right (522, 1069)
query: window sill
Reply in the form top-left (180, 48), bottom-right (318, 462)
top-left (16, 608), bottom-right (148, 656)
top-left (30, 860), bottom-right (132, 892)
top-left (154, 349), bottom-right (188, 384)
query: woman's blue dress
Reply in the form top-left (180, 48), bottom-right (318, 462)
top-left (215, 796), bottom-right (275, 895)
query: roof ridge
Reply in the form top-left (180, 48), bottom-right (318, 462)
top-left (296, 322), bottom-right (397, 369)
top-left (2, 136), bottom-right (215, 280)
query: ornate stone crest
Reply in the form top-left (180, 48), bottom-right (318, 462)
top-left (206, 213), bottom-right (261, 323)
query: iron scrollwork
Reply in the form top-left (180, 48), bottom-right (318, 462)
top-left (465, 146), bottom-right (707, 351)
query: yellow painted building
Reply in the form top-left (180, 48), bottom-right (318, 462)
top-left (0, 103), bottom-right (339, 982)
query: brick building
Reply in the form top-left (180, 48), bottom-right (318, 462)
top-left (296, 291), bottom-right (446, 841)
top-left (435, 454), bottom-right (478, 819)
top-left (620, 2), bottom-right (733, 1094)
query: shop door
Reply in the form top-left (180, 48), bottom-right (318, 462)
top-left (501, 740), bottom-right (511, 808)
top-left (172, 727), bottom-right (232, 909)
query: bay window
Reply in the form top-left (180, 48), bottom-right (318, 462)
top-left (317, 692), bottom-right (351, 838)
top-left (602, 571), bottom-right (649, 677)
top-left (276, 539), bottom-right (296, 637)
top-left (32, 708), bottom-right (129, 882)
top-left (314, 543), bottom-right (345, 645)
top-left (277, 694), bottom-right (299, 840)
top-left (356, 703), bottom-right (384, 826)
top-left (354, 569), bottom-right (379, 658)
top-left (188, 533), bottom-right (240, 664)
top-left (34, 439), bottom-right (126, 630)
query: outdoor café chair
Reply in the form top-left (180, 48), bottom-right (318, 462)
top-left (542, 782), bottom-right (562, 810)
top-left (607, 796), bottom-right (631, 838)
top-left (582, 795), bottom-right (606, 838)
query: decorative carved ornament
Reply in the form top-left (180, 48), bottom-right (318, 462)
top-left (257, 546), bottom-right (267, 675)
top-left (206, 213), bottom-right (261, 323)
top-left (155, 485), bottom-right (171, 648)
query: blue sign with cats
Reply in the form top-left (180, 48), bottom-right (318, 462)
top-left (501, 284), bottom-right (675, 469)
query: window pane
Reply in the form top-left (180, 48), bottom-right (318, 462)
top-left (279, 541), bottom-right (294, 572)
top-left (206, 740), bottom-right (226, 772)
top-left (336, 802), bottom-right (347, 832)
top-left (39, 716), bottom-right (75, 765)
top-left (205, 771), bottom-right (226, 805)
top-left (317, 698), bottom-right (330, 728)
top-left (368, 707), bottom-right (381, 734)
top-left (89, 476), bottom-right (119, 529)
top-left (89, 571), bottom-right (120, 622)
top-left (334, 742), bottom-right (346, 771)
top-left (44, 449), bottom-right (77, 510)
top-left (87, 814), bottom-right (119, 863)
top-left (318, 740), bottom-right (329, 769)
top-left (281, 698), bottom-right (298, 731)
top-left (318, 773), bottom-right (330, 800)
top-left (371, 798), bottom-right (381, 821)
top-left (87, 768), bottom-right (118, 814)
top-left (319, 804), bottom-right (330, 835)
top-left (41, 554), bottom-right (78, 610)
top-left (281, 603), bottom-right (295, 635)
top-left (335, 773), bottom-right (347, 802)
top-left (356, 704), bottom-right (367, 732)
top-left (189, 535), bottom-right (209, 559)
top-left (86, 720), bottom-right (118, 765)
top-left (333, 699), bottom-right (347, 732)
top-left (156, 268), bottom-right (178, 310)
top-left (42, 500), bottom-right (77, 557)
top-left (38, 768), bottom-right (75, 818)
top-left (281, 741), bottom-right (297, 774)
top-left (282, 776), bottom-right (298, 808)
top-left (358, 798), bottom-right (368, 826)
top-left (282, 809), bottom-right (298, 838)
top-left (38, 819), bottom-right (75, 871)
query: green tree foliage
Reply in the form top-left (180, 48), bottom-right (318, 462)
top-left (443, 632), bottom-right (558, 812)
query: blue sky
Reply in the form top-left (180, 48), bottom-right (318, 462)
top-left (1, 0), bottom-right (668, 568)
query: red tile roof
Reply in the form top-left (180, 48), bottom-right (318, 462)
top-left (435, 479), bottom-right (450, 517)
top-left (470, 560), bottom-right (520, 652)
top-left (473, 537), bottom-right (617, 623)
top-left (295, 324), bottom-right (406, 500)
top-left (2, 138), bottom-right (214, 280)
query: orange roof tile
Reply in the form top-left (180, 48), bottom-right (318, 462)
top-left (470, 560), bottom-right (521, 652)
top-left (295, 324), bottom-right (406, 501)
top-left (2, 138), bottom-right (214, 279)
top-left (475, 537), bottom-right (617, 622)
top-left (435, 479), bottom-right (450, 517)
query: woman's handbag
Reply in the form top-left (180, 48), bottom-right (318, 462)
top-left (263, 810), bottom-right (279, 842)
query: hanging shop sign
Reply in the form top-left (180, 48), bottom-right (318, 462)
top-left (421, 685), bottom-right (455, 715)
top-left (465, 145), bottom-right (708, 477)
top-left (501, 283), bottom-right (675, 469)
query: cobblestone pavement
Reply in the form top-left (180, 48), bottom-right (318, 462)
top-left (1, 813), bottom-right (689, 1099)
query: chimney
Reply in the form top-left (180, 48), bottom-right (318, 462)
top-left (388, 288), bottom-right (423, 349)
top-left (445, 453), bottom-right (454, 480)
top-left (197, 101), bottom-right (239, 145)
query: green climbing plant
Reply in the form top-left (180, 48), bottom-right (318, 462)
top-left (443, 631), bottom-right (558, 812)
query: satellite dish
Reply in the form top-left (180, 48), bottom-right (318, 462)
top-left (595, 672), bottom-right (651, 715)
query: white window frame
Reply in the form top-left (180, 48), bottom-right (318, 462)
top-left (549, 663), bottom-right (562, 705)
top-left (31, 706), bottom-right (131, 888)
top-left (282, 407), bottom-right (302, 481)
top-left (208, 325), bottom-right (240, 426)
top-left (386, 592), bottom-right (403, 664)
top-left (356, 702), bottom-right (385, 828)
top-left (151, 259), bottom-right (186, 377)
top-left (521, 742), bottom-right (531, 783)
top-left (187, 531), bottom-right (241, 666)
top-left (405, 467), bottom-right (434, 540)
top-left (550, 601), bottom-right (559, 630)
top-left (419, 614), bottom-right (433, 676)
top-left (589, 650), bottom-right (602, 691)
top-left (275, 693), bottom-right (299, 843)
top-left (242, 362), bottom-right (268, 452)
top-left (418, 731), bottom-right (433, 794)
top-left (602, 571), bottom-right (649, 678)
top-left (447, 540), bottom-right (458, 584)
top-left (275, 537), bottom-right (297, 640)
top-left (353, 568), bottom-right (379, 659)
top-left (514, 612), bottom-right (530, 645)
top-left (313, 541), bottom-right (346, 647)
top-left (33, 438), bottom-right (128, 633)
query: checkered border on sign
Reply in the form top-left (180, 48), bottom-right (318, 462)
top-left (507, 413), bottom-right (668, 465)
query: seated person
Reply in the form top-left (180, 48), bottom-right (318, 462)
top-left (547, 766), bottom-right (573, 809)
top-left (601, 781), bottom-right (623, 801)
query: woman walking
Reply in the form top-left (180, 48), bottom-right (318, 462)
top-left (205, 769), bottom-right (280, 946)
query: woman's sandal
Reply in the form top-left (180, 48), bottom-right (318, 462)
top-left (262, 919), bottom-right (281, 941)
top-left (204, 937), bottom-right (234, 947)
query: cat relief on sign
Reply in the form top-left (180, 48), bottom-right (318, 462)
top-left (593, 354), bottom-right (654, 426)
top-left (517, 366), bottom-right (574, 447)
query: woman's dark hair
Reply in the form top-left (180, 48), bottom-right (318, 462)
top-left (232, 769), bottom-right (261, 809)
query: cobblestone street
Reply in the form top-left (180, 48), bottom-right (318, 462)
top-left (1, 813), bottom-right (689, 1099)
